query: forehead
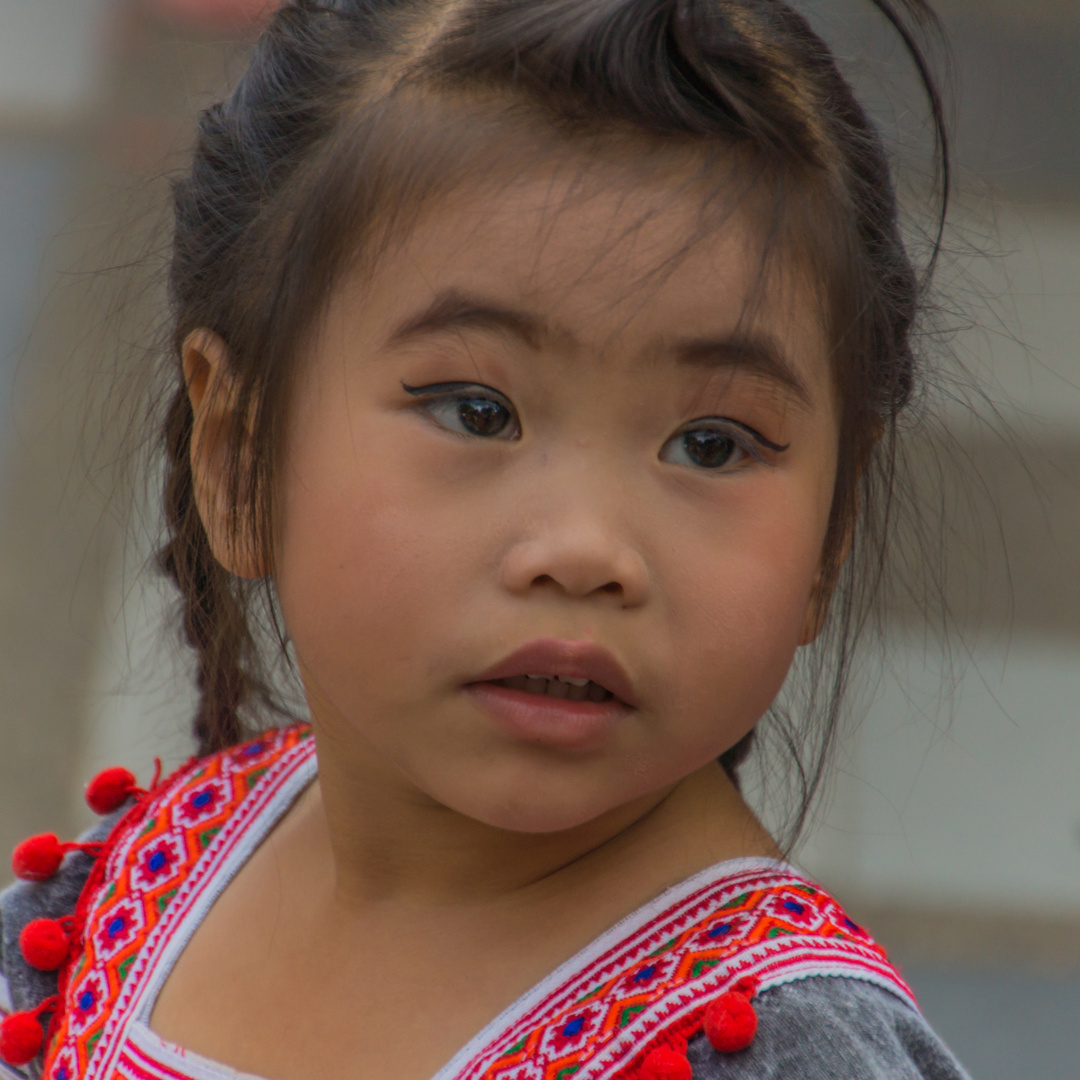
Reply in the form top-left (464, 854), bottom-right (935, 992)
top-left (337, 158), bottom-right (830, 397)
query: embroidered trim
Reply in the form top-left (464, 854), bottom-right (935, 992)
top-left (40, 727), bottom-right (915, 1080)
top-left (42, 726), bottom-right (315, 1080)
top-left (450, 868), bottom-right (915, 1080)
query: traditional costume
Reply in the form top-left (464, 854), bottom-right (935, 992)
top-left (1, 725), bottom-right (970, 1079)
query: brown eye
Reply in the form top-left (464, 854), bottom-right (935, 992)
top-left (405, 383), bottom-right (520, 440)
top-left (661, 425), bottom-right (748, 470)
top-left (452, 397), bottom-right (513, 437)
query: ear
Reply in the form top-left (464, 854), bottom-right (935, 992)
top-left (183, 330), bottom-right (267, 579)
top-left (797, 522), bottom-right (853, 647)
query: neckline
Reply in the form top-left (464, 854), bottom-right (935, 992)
top-left (130, 736), bottom-right (320, 1028)
top-left (120, 735), bottom-right (794, 1080)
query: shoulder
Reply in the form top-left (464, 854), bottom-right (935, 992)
top-left (1, 811), bottom-right (121, 1079)
top-left (1, 811), bottom-right (121, 1017)
top-left (686, 976), bottom-right (971, 1080)
top-left (1, 725), bottom-right (312, 1074)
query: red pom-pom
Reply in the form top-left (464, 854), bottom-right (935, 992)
top-left (85, 767), bottom-right (138, 815)
top-left (703, 991), bottom-right (758, 1053)
top-left (640, 1046), bottom-right (693, 1080)
top-left (19, 918), bottom-right (71, 971)
top-left (0, 1012), bottom-right (44, 1066)
top-left (11, 834), bottom-right (64, 881)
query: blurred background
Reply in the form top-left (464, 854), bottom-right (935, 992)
top-left (0, 1), bottom-right (1077, 1077)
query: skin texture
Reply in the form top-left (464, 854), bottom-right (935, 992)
top-left (152, 160), bottom-right (841, 1080)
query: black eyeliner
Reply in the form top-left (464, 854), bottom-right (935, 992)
top-left (723, 419), bottom-right (790, 454)
top-left (401, 380), bottom-right (501, 397)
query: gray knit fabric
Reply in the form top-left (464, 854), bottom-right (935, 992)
top-left (1, 830), bottom-right (972, 1080)
top-left (686, 977), bottom-right (972, 1078)
top-left (0, 811), bottom-right (124, 1079)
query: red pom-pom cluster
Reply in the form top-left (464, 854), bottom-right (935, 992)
top-left (703, 984), bottom-right (758, 1054)
top-left (11, 834), bottom-right (65, 882)
top-left (0, 1011), bottom-right (44, 1066)
top-left (640, 1045), bottom-right (693, 1080)
top-left (85, 767), bottom-right (138, 815)
top-left (19, 917), bottom-right (72, 971)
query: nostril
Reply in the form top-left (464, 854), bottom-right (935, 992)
top-left (599, 581), bottom-right (621, 595)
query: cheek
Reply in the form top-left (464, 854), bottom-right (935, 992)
top-left (661, 483), bottom-right (825, 734)
top-left (273, 430), bottom-right (466, 707)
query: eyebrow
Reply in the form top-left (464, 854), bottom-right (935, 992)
top-left (385, 288), bottom-right (811, 405)
top-left (672, 333), bottom-right (811, 406)
top-left (385, 289), bottom-right (548, 350)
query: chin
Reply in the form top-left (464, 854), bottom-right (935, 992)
top-left (435, 770), bottom-right (655, 836)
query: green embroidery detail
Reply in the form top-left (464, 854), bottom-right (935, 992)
top-left (648, 938), bottom-right (679, 957)
top-left (117, 955), bottom-right (136, 985)
top-left (574, 983), bottom-right (606, 1005)
top-left (793, 884), bottom-right (817, 896)
top-left (500, 1038), bottom-right (528, 1058)
top-left (101, 883), bottom-right (116, 903)
top-left (767, 927), bottom-right (795, 938)
top-left (618, 1004), bottom-right (646, 1027)
top-left (156, 887), bottom-right (179, 913)
top-left (555, 1067), bottom-right (581, 1079)
top-left (86, 1030), bottom-right (103, 1057)
top-left (720, 892), bottom-right (750, 910)
top-left (198, 826), bottom-right (221, 850)
top-left (140, 820), bottom-right (158, 838)
top-left (691, 958), bottom-right (721, 977)
top-left (244, 767), bottom-right (269, 791)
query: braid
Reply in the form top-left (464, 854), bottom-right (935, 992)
top-left (156, 387), bottom-right (255, 755)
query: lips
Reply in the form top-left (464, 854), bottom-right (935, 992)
top-left (470, 638), bottom-right (638, 708)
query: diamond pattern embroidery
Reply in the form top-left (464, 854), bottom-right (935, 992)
top-left (42, 725), bottom-right (313, 1080)
top-left (40, 724), bottom-right (913, 1080)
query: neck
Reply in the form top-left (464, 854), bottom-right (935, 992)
top-left (302, 724), bottom-right (781, 913)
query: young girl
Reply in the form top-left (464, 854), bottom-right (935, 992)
top-left (0, 1), bottom-right (973, 1077)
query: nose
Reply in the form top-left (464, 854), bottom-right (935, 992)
top-left (499, 492), bottom-right (650, 608)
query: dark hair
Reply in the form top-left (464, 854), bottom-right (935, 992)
top-left (157, 0), bottom-right (950, 843)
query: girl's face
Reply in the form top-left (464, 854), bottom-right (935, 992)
top-left (273, 163), bottom-right (840, 833)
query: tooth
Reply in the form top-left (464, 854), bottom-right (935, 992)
top-left (527, 674), bottom-right (547, 680)
top-left (587, 683), bottom-right (609, 702)
top-left (545, 679), bottom-right (570, 699)
top-left (525, 677), bottom-right (548, 694)
top-left (560, 676), bottom-right (590, 686)
top-left (567, 683), bottom-right (589, 701)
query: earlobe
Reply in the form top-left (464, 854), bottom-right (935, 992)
top-left (798, 524), bottom-right (854, 647)
top-left (798, 574), bottom-right (828, 646)
top-left (182, 330), bottom-right (266, 580)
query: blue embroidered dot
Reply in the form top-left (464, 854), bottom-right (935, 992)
top-left (147, 850), bottom-right (167, 872)
top-left (632, 965), bottom-right (658, 983)
top-left (107, 916), bottom-right (127, 938)
top-left (57, 1068), bottom-right (70, 1080)
top-left (561, 1017), bottom-right (585, 1037)
top-left (242, 742), bottom-right (264, 757)
top-left (192, 790), bottom-right (213, 808)
top-left (783, 900), bottom-right (806, 915)
top-left (843, 917), bottom-right (862, 932)
top-left (78, 991), bottom-right (94, 1012)
top-left (707, 922), bottom-right (733, 938)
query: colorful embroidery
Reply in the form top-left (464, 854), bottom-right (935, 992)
top-left (452, 867), bottom-right (915, 1080)
top-left (42, 726), bottom-right (314, 1080)
top-left (39, 726), bottom-right (916, 1080)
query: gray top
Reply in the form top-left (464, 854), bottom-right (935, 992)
top-left (0, 816), bottom-right (972, 1080)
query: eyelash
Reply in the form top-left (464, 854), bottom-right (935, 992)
top-left (402, 382), bottom-right (520, 441)
top-left (401, 382), bottom-right (789, 470)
